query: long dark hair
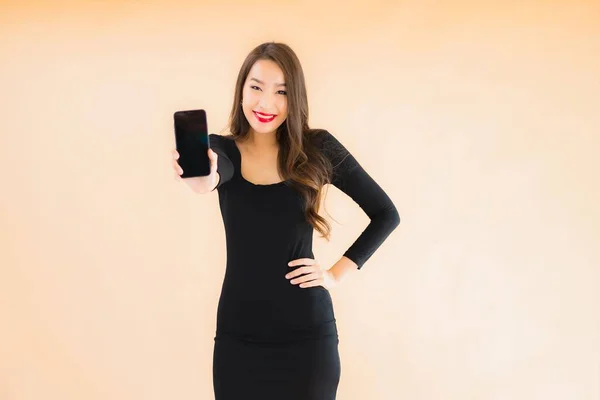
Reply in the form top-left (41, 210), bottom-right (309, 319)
top-left (227, 42), bottom-right (335, 240)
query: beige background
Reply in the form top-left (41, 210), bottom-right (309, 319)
top-left (1, 0), bottom-right (599, 399)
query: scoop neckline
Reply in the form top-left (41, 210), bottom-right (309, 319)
top-left (232, 139), bottom-right (288, 188)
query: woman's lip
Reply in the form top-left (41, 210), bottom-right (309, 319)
top-left (253, 111), bottom-right (276, 117)
top-left (253, 111), bottom-right (276, 122)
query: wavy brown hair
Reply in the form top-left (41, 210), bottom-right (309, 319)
top-left (226, 42), bottom-right (335, 240)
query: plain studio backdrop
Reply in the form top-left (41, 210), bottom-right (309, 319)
top-left (1, 1), bottom-right (598, 399)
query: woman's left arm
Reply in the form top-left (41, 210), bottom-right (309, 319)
top-left (286, 130), bottom-right (400, 289)
top-left (323, 130), bottom-right (401, 275)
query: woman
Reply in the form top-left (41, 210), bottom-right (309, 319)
top-left (171, 42), bottom-right (400, 400)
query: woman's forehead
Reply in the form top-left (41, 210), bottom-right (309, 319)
top-left (247, 59), bottom-right (285, 85)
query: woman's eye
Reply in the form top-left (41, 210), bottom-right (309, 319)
top-left (250, 85), bottom-right (285, 95)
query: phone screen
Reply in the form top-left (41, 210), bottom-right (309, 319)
top-left (174, 109), bottom-right (210, 178)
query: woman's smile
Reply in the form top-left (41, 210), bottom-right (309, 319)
top-left (253, 110), bottom-right (277, 123)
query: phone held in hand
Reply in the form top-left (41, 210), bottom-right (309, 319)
top-left (173, 109), bottom-right (211, 178)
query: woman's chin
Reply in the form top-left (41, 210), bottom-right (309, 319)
top-left (250, 121), bottom-right (283, 135)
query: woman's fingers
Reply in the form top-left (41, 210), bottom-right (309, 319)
top-left (285, 265), bottom-right (320, 280)
top-left (298, 279), bottom-right (323, 289)
top-left (288, 258), bottom-right (317, 267)
top-left (172, 150), bottom-right (183, 180)
top-left (172, 159), bottom-right (183, 175)
top-left (289, 271), bottom-right (321, 285)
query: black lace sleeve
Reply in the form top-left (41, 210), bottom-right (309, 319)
top-left (318, 130), bottom-right (400, 269)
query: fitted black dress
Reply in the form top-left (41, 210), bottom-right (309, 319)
top-left (208, 129), bottom-right (400, 400)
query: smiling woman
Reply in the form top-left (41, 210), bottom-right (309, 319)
top-left (242, 62), bottom-right (288, 127)
top-left (172, 41), bottom-right (400, 400)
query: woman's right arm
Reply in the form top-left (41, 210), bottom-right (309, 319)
top-left (208, 133), bottom-right (234, 192)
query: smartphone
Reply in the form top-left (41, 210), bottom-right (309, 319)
top-left (173, 109), bottom-right (210, 178)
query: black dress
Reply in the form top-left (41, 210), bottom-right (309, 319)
top-left (208, 129), bottom-right (400, 400)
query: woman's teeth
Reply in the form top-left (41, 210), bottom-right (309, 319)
top-left (254, 111), bottom-right (276, 122)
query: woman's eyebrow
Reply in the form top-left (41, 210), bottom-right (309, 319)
top-left (250, 77), bottom-right (286, 87)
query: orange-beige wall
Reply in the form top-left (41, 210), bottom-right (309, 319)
top-left (1, 1), bottom-right (599, 399)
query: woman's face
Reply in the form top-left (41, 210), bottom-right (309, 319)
top-left (241, 59), bottom-right (288, 137)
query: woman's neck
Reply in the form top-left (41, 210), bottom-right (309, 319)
top-left (245, 129), bottom-right (279, 150)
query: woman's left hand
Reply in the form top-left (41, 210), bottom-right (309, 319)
top-left (285, 258), bottom-right (338, 291)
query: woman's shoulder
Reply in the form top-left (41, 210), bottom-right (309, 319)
top-left (306, 128), bottom-right (330, 142)
top-left (209, 133), bottom-right (235, 142)
top-left (306, 128), bottom-right (333, 152)
top-left (209, 133), bottom-right (237, 161)
top-left (306, 128), bottom-right (349, 163)
top-left (209, 133), bottom-right (235, 148)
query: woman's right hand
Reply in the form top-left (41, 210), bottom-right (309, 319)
top-left (172, 148), bottom-right (220, 194)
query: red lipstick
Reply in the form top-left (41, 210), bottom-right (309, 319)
top-left (253, 111), bottom-right (276, 123)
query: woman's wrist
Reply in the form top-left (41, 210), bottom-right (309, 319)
top-left (329, 256), bottom-right (359, 282)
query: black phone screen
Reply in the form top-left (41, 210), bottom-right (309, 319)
top-left (174, 109), bottom-right (210, 178)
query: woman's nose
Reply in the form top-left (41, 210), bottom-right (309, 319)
top-left (258, 92), bottom-right (276, 109)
